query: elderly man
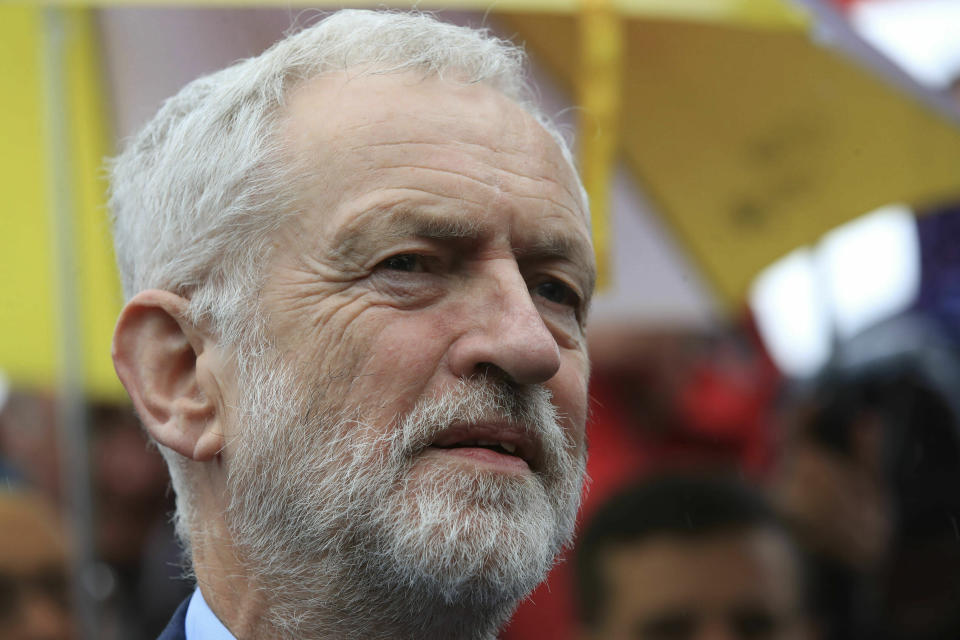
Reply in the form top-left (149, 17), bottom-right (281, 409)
top-left (109, 9), bottom-right (595, 640)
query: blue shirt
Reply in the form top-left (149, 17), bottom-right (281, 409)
top-left (185, 588), bottom-right (236, 640)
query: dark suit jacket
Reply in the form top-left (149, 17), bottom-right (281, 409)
top-left (157, 596), bottom-right (190, 640)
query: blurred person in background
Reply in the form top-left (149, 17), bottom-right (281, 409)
top-left (89, 403), bottom-right (192, 639)
top-left (574, 474), bottom-right (814, 640)
top-left (0, 389), bottom-right (64, 502)
top-left (0, 384), bottom-right (190, 639)
top-left (0, 486), bottom-right (76, 640)
top-left (773, 314), bottom-right (960, 640)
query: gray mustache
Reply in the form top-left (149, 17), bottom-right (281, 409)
top-left (393, 378), bottom-right (564, 461)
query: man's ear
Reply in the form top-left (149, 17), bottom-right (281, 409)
top-left (112, 289), bottom-right (225, 462)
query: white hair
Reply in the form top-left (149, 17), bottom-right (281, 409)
top-left (109, 9), bottom-right (581, 339)
top-left (108, 9), bottom-right (585, 558)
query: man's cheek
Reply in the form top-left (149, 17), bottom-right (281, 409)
top-left (313, 323), bottom-right (439, 419)
top-left (367, 317), bottom-right (446, 376)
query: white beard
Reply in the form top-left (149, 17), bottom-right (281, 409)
top-left (222, 353), bottom-right (587, 640)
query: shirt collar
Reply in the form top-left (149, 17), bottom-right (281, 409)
top-left (185, 588), bottom-right (237, 640)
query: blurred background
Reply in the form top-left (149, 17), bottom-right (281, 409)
top-left (3, 0), bottom-right (960, 638)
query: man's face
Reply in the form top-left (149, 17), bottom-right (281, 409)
top-left (261, 71), bottom-right (594, 443)
top-left (586, 530), bottom-right (809, 640)
top-left (218, 71), bottom-right (594, 627)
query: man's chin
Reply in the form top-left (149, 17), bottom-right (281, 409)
top-left (377, 478), bottom-right (560, 604)
top-left (390, 460), bottom-right (559, 558)
top-left (404, 452), bottom-right (549, 512)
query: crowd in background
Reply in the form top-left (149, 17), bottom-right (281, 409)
top-left (0, 392), bottom-right (189, 639)
top-left (4, 190), bottom-right (960, 640)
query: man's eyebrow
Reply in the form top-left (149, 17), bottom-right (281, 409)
top-left (387, 207), bottom-right (485, 241)
top-left (329, 206), bottom-right (484, 259)
top-left (329, 205), bottom-right (597, 292)
top-left (517, 232), bottom-right (598, 294)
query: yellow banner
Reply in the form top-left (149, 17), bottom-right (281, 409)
top-left (504, 10), bottom-right (960, 306)
top-left (13, 0), bottom-right (808, 29)
top-left (0, 6), bottom-right (124, 399)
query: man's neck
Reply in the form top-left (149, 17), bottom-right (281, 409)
top-left (191, 529), bottom-right (511, 640)
top-left (191, 528), bottom-right (267, 638)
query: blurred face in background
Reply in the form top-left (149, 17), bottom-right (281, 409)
top-left (0, 393), bottom-right (62, 502)
top-left (582, 528), bottom-right (811, 640)
top-left (0, 492), bottom-right (75, 640)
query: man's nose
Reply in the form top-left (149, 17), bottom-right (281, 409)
top-left (447, 264), bottom-right (561, 385)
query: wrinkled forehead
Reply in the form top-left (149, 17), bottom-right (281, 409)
top-left (276, 70), bottom-right (588, 220)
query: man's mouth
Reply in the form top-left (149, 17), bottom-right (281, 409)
top-left (425, 424), bottom-right (539, 473)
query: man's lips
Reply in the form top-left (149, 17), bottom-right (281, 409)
top-left (425, 423), bottom-right (540, 472)
top-left (424, 446), bottom-right (531, 473)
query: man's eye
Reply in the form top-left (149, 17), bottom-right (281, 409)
top-left (378, 254), bottom-right (425, 273)
top-left (533, 280), bottom-right (580, 307)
